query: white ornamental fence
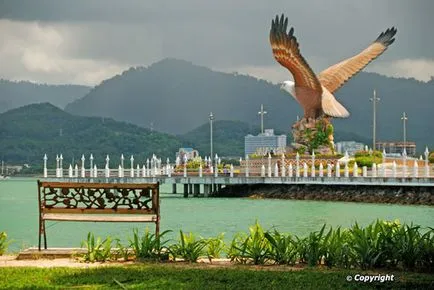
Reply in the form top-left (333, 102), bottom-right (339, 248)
top-left (42, 148), bottom-right (432, 180)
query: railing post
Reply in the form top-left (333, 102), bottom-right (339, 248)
top-left (136, 164), bottom-right (140, 177)
top-left (120, 154), bottom-right (125, 178)
top-left (74, 164), bottom-right (78, 178)
top-left (81, 155), bottom-right (85, 178)
top-left (336, 162), bottom-right (340, 177)
top-left (230, 164), bottom-right (234, 177)
top-left (68, 164), bottom-right (73, 178)
top-left (245, 155), bottom-right (249, 177)
top-left (130, 155), bottom-right (134, 178)
top-left (353, 162), bottom-right (358, 177)
top-left (382, 149), bottom-right (386, 177)
top-left (118, 165), bottom-right (122, 178)
top-left (267, 153), bottom-right (272, 177)
top-left (319, 163), bottom-right (323, 177)
top-left (296, 153), bottom-right (300, 177)
top-left (372, 163), bottom-right (377, 177)
top-left (311, 151), bottom-right (315, 178)
top-left (288, 163), bottom-right (293, 178)
top-left (142, 165), bottom-right (146, 177)
top-left (89, 154), bottom-right (93, 178)
top-left (105, 163), bottom-right (110, 178)
top-left (214, 163), bottom-right (218, 177)
top-left (402, 149), bottom-right (407, 178)
top-left (55, 155), bottom-right (59, 177)
top-left (43, 154), bottom-right (47, 178)
top-left (303, 162), bottom-right (308, 178)
top-left (93, 164), bottom-right (97, 178)
top-left (413, 161), bottom-right (418, 178)
top-left (327, 163), bottom-right (332, 177)
top-left (59, 154), bottom-right (63, 178)
top-left (199, 164), bottom-right (203, 177)
top-left (362, 166), bottom-right (367, 177)
top-left (274, 163), bottom-right (278, 177)
top-left (344, 162), bottom-right (349, 178)
top-left (168, 165), bottom-right (172, 178)
top-left (261, 165), bottom-right (265, 177)
top-left (424, 147), bottom-right (430, 178)
top-left (183, 163), bottom-right (187, 177)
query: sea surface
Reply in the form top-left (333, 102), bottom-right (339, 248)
top-left (0, 178), bottom-right (433, 252)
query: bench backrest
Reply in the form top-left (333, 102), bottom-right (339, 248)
top-left (37, 180), bottom-right (159, 215)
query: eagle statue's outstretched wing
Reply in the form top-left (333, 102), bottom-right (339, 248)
top-left (318, 27), bottom-right (397, 93)
top-left (270, 14), bottom-right (322, 94)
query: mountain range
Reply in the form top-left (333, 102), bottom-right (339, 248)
top-left (1, 58), bottom-right (433, 164)
top-left (64, 59), bottom-right (434, 150)
top-left (0, 79), bottom-right (90, 113)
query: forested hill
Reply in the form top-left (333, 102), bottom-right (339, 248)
top-left (65, 58), bottom-right (434, 151)
top-left (0, 79), bottom-right (90, 113)
top-left (0, 103), bottom-right (183, 165)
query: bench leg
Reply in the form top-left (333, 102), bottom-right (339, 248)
top-left (38, 220), bottom-right (42, 251)
top-left (40, 220), bottom-right (47, 250)
top-left (155, 219), bottom-right (160, 238)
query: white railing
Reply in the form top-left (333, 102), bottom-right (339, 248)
top-left (42, 149), bottom-right (432, 180)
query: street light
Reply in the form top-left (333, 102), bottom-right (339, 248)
top-left (258, 104), bottom-right (267, 134)
top-left (209, 112), bottom-right (214, 164)
top-left (401, 112), bottom-right (408, 154)
top-left (370, 89), bottom-right (380, 151)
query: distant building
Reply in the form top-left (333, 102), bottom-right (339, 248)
top-left (176, 148), bottom-right (199, 161)
top-left (335, 141), bottom-right (365, 156)
top-left (375, 141), bottom-right (416, 156)
top-left (245, 129), bottom-right (287, 156)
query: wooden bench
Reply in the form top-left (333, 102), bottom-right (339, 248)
top-left (37, 180), bottom-right (160, 250)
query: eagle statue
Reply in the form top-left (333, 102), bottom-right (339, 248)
top-left (270, 14), bottom-right (397, 120)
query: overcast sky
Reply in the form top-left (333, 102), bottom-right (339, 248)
top-left (1, 0), bottom-right (433, 85)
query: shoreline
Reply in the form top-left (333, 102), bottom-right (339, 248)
top-left (214, 184), bottom-right (434, 206)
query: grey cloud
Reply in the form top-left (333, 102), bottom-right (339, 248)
top-left (0, 0), bottom-right (433, 84)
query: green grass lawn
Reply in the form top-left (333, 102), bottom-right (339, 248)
top-left (0, 264), bottom-right (432, 289)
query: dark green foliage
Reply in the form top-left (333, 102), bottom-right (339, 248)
top-left (354, 150), bottom-right (382, 168)
top-left (0, 103), bottom-right (183, 164)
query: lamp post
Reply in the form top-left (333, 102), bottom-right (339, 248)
top-left (209, 112), bottom-right (214, 165)
top-left (370, 89), bottom-right (380, 150)
top-left (258, 104), bottom-right (267, 134)
top-left (401, 112), bottom-right (408, 154)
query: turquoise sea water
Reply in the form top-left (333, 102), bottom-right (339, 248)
top-left (0, 178), bottom-right (433, 252)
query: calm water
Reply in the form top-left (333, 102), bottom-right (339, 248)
top-left (0, 178), bottom-right (433, 252)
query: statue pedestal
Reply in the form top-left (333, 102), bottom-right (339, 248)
top-left (291, 116), bottom-right (335, 155)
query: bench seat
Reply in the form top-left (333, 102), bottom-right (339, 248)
top-left (42, 213), bottom-right (158, 222)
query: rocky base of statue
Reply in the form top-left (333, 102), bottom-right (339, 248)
top-left (291, 116), bottom-right (335, 155)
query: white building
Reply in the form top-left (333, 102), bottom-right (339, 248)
top-left (245, 129), bottom-right (287, 156)
top-left (335, 141), bottom-right (365, 156)
top-left (176, 148), bottom-right (199, 162)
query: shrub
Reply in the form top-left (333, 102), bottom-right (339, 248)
top-left (81, 232), bottom-right (113, 263)
top-left (297, 224), bottom-right (327, 267)
top-left (264, 230), bottom-right (297, 265)
top-left (170, 231), bottom-right (207, 262)
top-left (206, 233), bottom-right (225, 262)
top-left (228, 221), bottom-right (270, 265)
top-left (322, 227), bottom-right (352, 268)
top-left (429, 152), bottom-right (434, 163)
top-left (0, 232), bottom-right (12, 255)
top-left (130, 228), bottom-right (171, 261)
